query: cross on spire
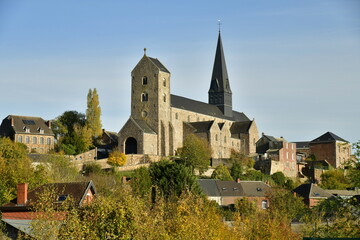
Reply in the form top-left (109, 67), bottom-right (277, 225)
top-left (218, 19), bottom-right (221, 32)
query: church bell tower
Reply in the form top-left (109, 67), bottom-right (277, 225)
top-left (208, 32), bottom-right (233, 117)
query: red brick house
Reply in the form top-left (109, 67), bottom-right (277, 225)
top-left (293, 183), bottom-right (332, 207)
top-left (0, 181), bottom-right (96, 238)
top-left (255, 133), bottom-right (297, 177)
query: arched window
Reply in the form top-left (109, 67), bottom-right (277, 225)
top-left (141, 93), bottom-right (148, 102)
top-left (163, 93), bottom-right (166, 102)
top-left (163, 77), bottom-right (166, 87)
top-left (142, 76), bottom-right (148, 85)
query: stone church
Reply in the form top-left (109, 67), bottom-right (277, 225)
top-left (118, 33), bottom-right (259, 160)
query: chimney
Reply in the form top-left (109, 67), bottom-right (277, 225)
top-left (17, 183), bottom-right (28, 205)
top-left (122, 176), bottom-right (127, 183)
top-left (46, 120), bottom-right (51, 129)
top-left (236, 178), bottom-right (241, 183)
top-left (10, 117), bottom-right (14, 127)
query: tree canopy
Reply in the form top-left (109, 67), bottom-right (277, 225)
top-left (179, 134), bottom-right (211, 174)
top-left (86, 88), bottom-right (102, 140)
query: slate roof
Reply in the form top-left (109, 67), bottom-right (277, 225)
top-left (186, 121), bottom-right (214, 133)
top-left (2, 181), bottom-right (96, 209)
top-left (293, 183), bottom-right (332, 199)
top-left (230, 121), bottom-right (252, 137)
top-left (197, 179), bottom-right (220, 196)
top-left (216, 181), bottom-right (244, 196)
top-left (295, 141), bottom-right (310, 149)
top-left (171, 94), bottom-right (249, 122)
top-left (131, 118), bottom-right (156, 134)
top-left (103, 130), bottom-right (118, 143)
top-left (148, 57), bottom-right (170, 73)
top-left (209, 32), bottom-right (231, 94)
top-left (310, 132), bottom-right (348, 143)
top-left (197, 179), bottom-right (270, 198)
top-left (0, 115), bottom-right (54, 137)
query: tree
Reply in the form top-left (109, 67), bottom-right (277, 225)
top-left (179, 134), bottom-right (211, 174)
top-left (0, 138), bottom-right (48, 204)
top-left (271, 172), bottom-right (286, 187)
top-left (230, 150), bottom-right (255, 169)
top-left (107, 150), bottom-right (127, 167)
top-left (86, 88), bottom-right (102, 140)
top-left (211, 165), bottom-right (233, 181)
top-left (130, 166), bottom-right (152, 198)
top-left (53, 111), bottom-right (92, 155)
top-left (320, 169), bottom-right (351, 189)
top-left (149, 159), bottom-right (201, 199)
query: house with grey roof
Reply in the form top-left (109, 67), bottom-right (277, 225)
top-left (293, 183), bottom-right (332, 207)
top-left (118, 32), bottom-right (259, 161)
top-left (0, 115), bottom-right (55, 153)
top-left (198, 179), bottom-right (271, 209)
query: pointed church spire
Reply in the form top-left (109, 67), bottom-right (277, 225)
top-left (208, 32), bottom-right (233, 117)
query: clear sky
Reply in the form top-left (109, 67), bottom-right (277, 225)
top-left (0, 0), bottom-right (359, 144)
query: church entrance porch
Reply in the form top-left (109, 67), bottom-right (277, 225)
top-left (125, 137), bottom-right (137, 154)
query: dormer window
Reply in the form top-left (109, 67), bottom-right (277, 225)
top-left (38, 128), bottom-right (44, 134)
top-left (142, 76), bottom-right (148, 85)
top-left (23, 126), bottom-right (30, 133)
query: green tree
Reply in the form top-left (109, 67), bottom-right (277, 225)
top-left (0, 138), bottom-right (48, 204)
top-left (130, 166), bottom-right (153, 198)
top-left (86, 88), bottom-right (102, 140)
top-left (271, 172), bottom-right (286, 187)
top-left (230, 161), bottom-right (243, 180)
top-left (320, 169), bottom-right (351, 189)
top-left (149, 159), bottom-right (201, 199)
top-left (179, 134), bottom-right (211, 174)
top-left (211, 165), bottom-right (233, 181)
top-left (53, 111), bottom-right (93, 155)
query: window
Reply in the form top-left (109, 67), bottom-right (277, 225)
top-left (18, 136), bottom-right (23, 143)
top-left (163, 77), bottom-right (166, 87)
top-left (286, 152), bottom-right (289, 159)
top-left (40, 137), bottom-right (44, 144)
top-left (47, 138), bottom-right (51, 145)
top-left (292, 153), bottom-right (294, 160)
top-left (141, 93), bottom-right (148, 102)
top-left (215, 134), bottom-right (218, 141)
top-left (142, 111), bottom-right (147, 118)
top-left (224, 136), bottom-right (227, 143)
top-left (142, 76), bottom-right (148, 85)
top-left (163, 93), bottom-right (166, 102)
top-left (262, 200), bottom-right (268, 209)
top-left (24, 127), bottom-right (30, 133)
top-left (175, 113), bottom-right (178, 119)
top-left (39, 128), bottom-right (44, 134)
top-left (33, 137), bottom-right (37, 144)
top-left (26, 136), bottom-right (30, 144)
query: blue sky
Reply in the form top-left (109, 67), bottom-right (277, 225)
top-left (0, 0), bottom-right (359, 144)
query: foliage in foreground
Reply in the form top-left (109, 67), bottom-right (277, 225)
top-left (26, 185), bottom-right (302, 240)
